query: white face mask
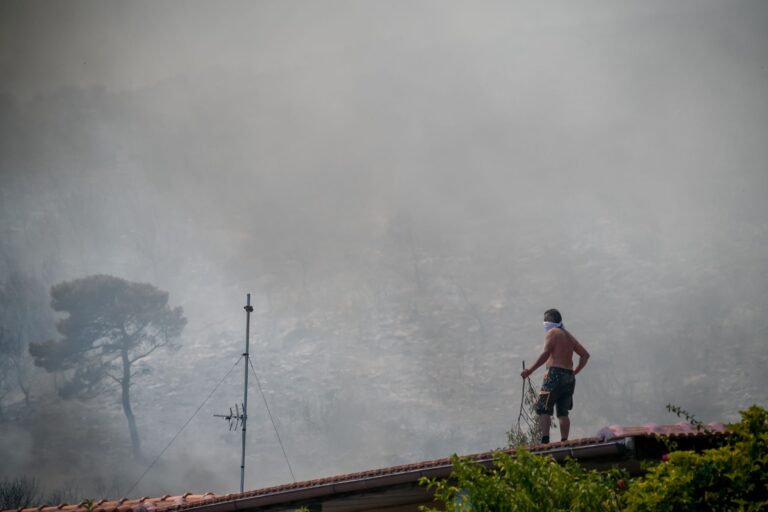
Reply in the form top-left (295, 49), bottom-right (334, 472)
top-left (543, 321), bottom-right (563, 332)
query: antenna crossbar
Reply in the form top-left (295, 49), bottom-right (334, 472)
top-left (214, 403), bottom-right (245, 431)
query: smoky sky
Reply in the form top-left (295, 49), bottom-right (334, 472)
top-left (1, 0), bottom-right (767, 499)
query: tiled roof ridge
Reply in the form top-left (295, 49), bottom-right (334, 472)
top-left (4, 493), bottom-right (219, 512)
top-left (148, 437), bottom-right (607, 512)
top-left (2, 421), bottom-right (730, 512)
top-left (596, 421), bottom-right (728, 442)
top-left (0, 439), bottom-right (601, 512)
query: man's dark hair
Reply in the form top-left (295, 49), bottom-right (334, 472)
top-left (543, 309), bottom-right (562, 323)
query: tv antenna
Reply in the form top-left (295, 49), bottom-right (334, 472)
top-left (214, 293), bottom-right (253, 493)
top-left (214, 403), bottom-right (245, 431)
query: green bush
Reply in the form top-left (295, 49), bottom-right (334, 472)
top-left (421, 449), bottom-right (626, 512)
top-left (422, 405), bottom-right (768, 512)
top-left (623, 405), bottom-right (768, 511)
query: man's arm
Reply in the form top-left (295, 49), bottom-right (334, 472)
top-left (573, 338), bottom-right (590, 375)
top-left (521, 335), bottom-right (554, 379)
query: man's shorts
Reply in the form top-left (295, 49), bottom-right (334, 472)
top-left (535, 367), bottom-right (575, 417)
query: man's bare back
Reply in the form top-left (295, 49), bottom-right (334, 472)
top-left (545, 328), bottom-right (589, 373)
top-left (521, 326), bottom-right (590, 379)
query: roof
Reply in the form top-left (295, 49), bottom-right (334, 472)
top-left (596, 421), bottom-right (727, 441)
top-left (4, 422), bottom-right (728, 512)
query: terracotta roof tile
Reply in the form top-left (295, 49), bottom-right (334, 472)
top-left (596, 421), bottom-right (727, 441)
top-left (1, 421), bottom-right (729, 512)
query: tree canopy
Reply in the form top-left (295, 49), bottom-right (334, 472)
top-left (29, 274), bottom-right (186, 460)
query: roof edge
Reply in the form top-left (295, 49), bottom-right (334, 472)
top-left (165, 440), bottom-right (628, 512)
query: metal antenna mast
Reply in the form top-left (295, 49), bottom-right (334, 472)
top-left (213, 294), bottom-right (254, 493)
top-left (215, 293), bottom-right (297, 490)
top-left (240, 293), bottom-right (253, 492)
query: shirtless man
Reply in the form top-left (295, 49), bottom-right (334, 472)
top-left (521, 309), bottom-right (590, 444)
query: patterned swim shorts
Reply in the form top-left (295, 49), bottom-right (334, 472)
top-left (535, 367), bottom-right (575, 417)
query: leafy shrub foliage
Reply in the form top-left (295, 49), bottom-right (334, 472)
top-left (423, 405), bottom-right (768, 512)
top-left (623, 405), bottom-right (768, 511)
top-left (421, 449), bottom-right (626, 512)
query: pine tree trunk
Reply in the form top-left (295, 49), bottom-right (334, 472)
top-left (121, 348), bottom-right (143, 462)
top-left (14, 358), bottom-right (30, 407)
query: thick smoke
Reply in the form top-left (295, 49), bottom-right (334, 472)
top-left (1, 0), bottom-right (767, 501)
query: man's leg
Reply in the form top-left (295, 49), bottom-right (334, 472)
top-left (555, 374), bottom-right (575, 442)
top-left (535, 371), bottom-right (556, 444)
top-left (540, 414), bottom-right (552, 444)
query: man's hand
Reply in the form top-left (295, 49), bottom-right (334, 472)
top-left (521, 368), bottom-right (532, 379)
